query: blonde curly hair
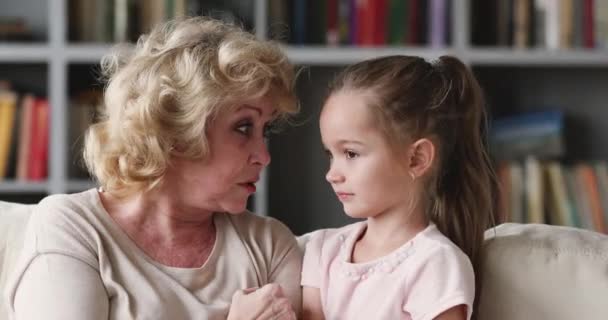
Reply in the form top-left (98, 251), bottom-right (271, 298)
top-left (84, 17), bottom-right (298, 198)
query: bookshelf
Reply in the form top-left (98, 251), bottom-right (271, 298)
top-left (0, 0), bottom-right (607, 234)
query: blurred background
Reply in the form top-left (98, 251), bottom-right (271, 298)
top-left (0, 0), bottom-right (608, 235)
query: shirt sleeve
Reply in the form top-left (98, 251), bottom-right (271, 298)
top-left (11, 254), bottom-right (109, 320)
top-left (402, 246), bottom-right (475, 320)
top-left (5, 195), bottom-right (107, 319)
top-left (267, 221), bottom-right (304, 316)
top-left (301, 230), bottom-right (325, 288)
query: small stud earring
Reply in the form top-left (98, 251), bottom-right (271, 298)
top-left (409, 172), bottom-right (416, 181)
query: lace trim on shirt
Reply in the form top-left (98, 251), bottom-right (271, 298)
top-left (337, 229), bottom-right (416, 281)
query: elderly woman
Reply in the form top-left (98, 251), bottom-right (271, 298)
top-left (5, 17), bottom-right (301, 320)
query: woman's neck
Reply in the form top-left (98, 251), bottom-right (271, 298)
top-left (99, 189), bottom-right (216, 267)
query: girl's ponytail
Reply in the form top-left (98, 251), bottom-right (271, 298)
top-left (429, 56), bottom-right (498, 317)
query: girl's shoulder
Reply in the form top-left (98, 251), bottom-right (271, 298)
top-left (301, 222), bottom-right (365, 257)
top-left (410, 224), bottom-right (473, 273)
top-left (308, 221), bottom-right (364, 244)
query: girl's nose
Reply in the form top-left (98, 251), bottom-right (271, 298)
top-left (325, 165), bottom-right (344, 184)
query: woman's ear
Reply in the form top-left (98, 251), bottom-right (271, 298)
top-left (408, 138), bottom-right (435, 179)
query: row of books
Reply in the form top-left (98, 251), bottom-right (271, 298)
top-left (0, 85), bottom-right (49, 181)
top-left (69, 0), bottom-right (188, 43)
top-left (497, 159), bottom-right (608, 234)
top-left (69, 0), bottom-right (255, 43)
top-left (269, 0), bottom-right (450, 46)
top-left (489, 110), bottom-right (566, 161)
top-left (0, 85), bottom-right (100, 182)
top-left (68, 90), bottom-right (100, 179)
top-left (0, 17), bottom-right (34, 42)
top-left (473, 0), bottom-right (608, 49)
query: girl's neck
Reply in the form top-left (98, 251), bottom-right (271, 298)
top-left (352, 208), bottom-right (429, 263)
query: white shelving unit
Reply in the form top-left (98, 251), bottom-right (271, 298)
top-left (1, 0), bottom-right (608, 228)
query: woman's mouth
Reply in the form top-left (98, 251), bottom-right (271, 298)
top-left (239, 182), bottom-right (257, 193)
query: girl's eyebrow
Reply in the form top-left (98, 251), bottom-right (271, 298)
top-left (337, 139), bottom-right (365, 146)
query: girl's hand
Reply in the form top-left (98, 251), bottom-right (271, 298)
top-left (227, 283), bottom-right (297, 320)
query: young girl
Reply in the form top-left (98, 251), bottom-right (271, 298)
top-left (301, 55), bottom-right (496, 320)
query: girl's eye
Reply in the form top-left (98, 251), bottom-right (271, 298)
top-left (345, 150), bottom-right (358, 159)
top-left (324, 149), bottom-right (333, 160)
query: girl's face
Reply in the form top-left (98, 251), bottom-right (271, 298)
top-left (166, 96), bottom-right (276, 215)
top-left (320, 91), bottom-right (416, 219)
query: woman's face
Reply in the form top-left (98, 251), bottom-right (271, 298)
top-left (167, 96), bottom-right (276, 214)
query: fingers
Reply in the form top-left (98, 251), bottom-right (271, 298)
top-left (249, 284), bottom-right (295, 320)
top-left (256, 296), bottom-right (295, 319)
top-left (271, 297), bottom-right (296, 320)
top-left (242, 287), bottom-right (259, 294)
top-left (256, 283), bottom-right (284, 299)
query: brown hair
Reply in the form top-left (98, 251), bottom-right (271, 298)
top-left (328, 55), bottom-right (497, 314)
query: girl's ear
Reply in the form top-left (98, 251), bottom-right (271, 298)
top-left (408, 138), bottom-right (435, 179)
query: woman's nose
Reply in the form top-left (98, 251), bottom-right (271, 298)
top-left (251, 138), bottom-right (271, 167)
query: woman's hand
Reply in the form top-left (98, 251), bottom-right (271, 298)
top-left (227, 283), bottom-right (297, 320)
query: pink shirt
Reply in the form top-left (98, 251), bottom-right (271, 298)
top-left (302, 222), bottom-right (474, 320)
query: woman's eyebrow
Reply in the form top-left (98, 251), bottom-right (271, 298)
top-left (240, 104), bottom-right (278, 118)
top-left (241, 104), bottom-right (262, 116)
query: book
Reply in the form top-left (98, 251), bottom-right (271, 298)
top-left (326, 0), bottom-right (339, 45)
top-left (388, 0), bottom-right (407, 45)
top-left (577, 164), bottom-right (606, 233)
top-left (594, 162), bottom-right (608, 232)
top-left (525, 157), bottom-right (545, 224)
top-left (514, 0), bottom-right (532, 48)
top-left (489, 110), bottom-right (565, 161)
top-left (428, 0), bottom-right (447, 48)
top-left (545, 162), bottom-right (574, 226)
top-left (28, 98), bottom-right (49, 181)
top-left (510, 162), bottom-right (526, 223)
top-left (0, 91), bottom-right (17, 179)
top-left (15, 94), bottom-right (34, 181)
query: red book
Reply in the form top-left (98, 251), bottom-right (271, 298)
top-left (580, 165), bottom-right (606, 233)
top-left (327, 0), bottom-right (339, 45)
top-left (583, 0), bottom-right (595, 48)
top-left (409, 0), bottom-right (420, 44)
top-left (371, 0), bottom-right (388, 45)
top-left (356, 0), bottom-right (373, 45)
top-left (28, 98), bottom-right (49, 181)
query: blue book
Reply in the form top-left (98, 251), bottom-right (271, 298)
top-left (489, 110), bottom-right (565, 160)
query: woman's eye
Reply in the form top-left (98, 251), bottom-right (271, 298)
top-left (324, 149), bottom-right (333, 160)
top-left (236, 123), bottom-right (253, 135)
top-left (345, 150), bottom-right (358, 159)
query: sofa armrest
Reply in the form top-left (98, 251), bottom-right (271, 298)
top-left (0, 201), bottom-right (34, 318)
top-left (477, 223), bottom-right (608, 320)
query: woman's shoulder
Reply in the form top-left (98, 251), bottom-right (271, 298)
top-left (32, 189), bottom-right (102, 227)
top-left (25, 189), bottom-right (103, 266)
top-left (222, 212), bottom-right (302, 269)
top-left (222, 211), bottom-right (297, 245)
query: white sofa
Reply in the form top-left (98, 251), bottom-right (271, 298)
top-left (1, 200), bottom-right (608, 319)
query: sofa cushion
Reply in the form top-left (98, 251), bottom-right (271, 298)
top-left (0, 201), bottom-right (33, 319)
top-left (477, 223), bottom-right (608, 320)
